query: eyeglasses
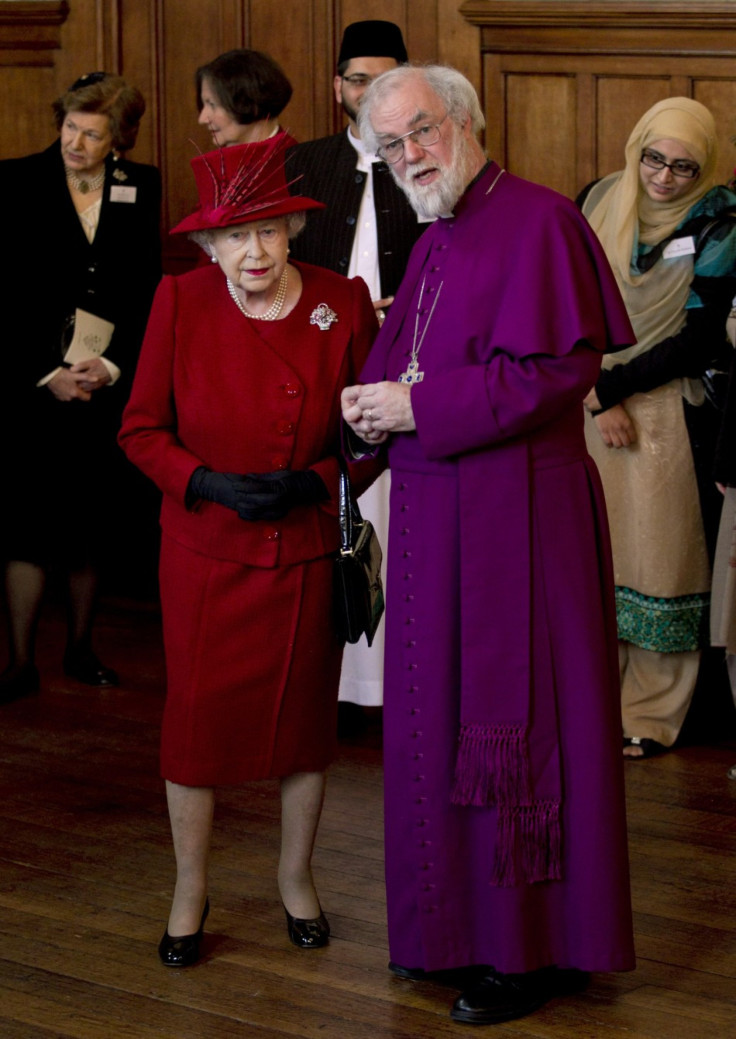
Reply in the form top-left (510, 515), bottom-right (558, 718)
top-left (376, 115), bottom-right (448, 164)
top-left (341, 74), bottom-right (375, 88)
top-left (640, 149), bottom-right (700, 179)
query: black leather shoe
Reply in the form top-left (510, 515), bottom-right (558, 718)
top-left (390, 961), bottom-right (491, 986)
top-left (0, 662), bottom-right (40, 704)
top-left (283, 905), bottom-right (330, 948)
top-left (63, 649), bottom-right (119, 686)
top-left (389, 962), bottom-right (427, 980)
top-left (158, 898), bottom-right (209, 967)
top-left (451, 966), bottom-right (589, 1025)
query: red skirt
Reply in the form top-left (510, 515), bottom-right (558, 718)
top-left (158, 535), bottom-right (342, 785)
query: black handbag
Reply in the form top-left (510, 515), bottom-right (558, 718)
top-left (333, 461), bottom-right (385, 645)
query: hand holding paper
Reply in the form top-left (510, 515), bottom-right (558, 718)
top-left (63, 308), bottom-right (115, 365)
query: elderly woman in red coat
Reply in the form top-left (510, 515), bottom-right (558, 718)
top-left (119, 136), bottom-right (377, 966)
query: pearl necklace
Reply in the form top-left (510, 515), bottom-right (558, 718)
top-left (227, 268), bottom-right (288, 321)
top-left (65, 166), bottom-right (105, 194)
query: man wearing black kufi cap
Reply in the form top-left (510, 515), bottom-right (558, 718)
top-left (287, 20), bottom-right (423, 309)
top-left (287, 20), bottom-right (426, 733)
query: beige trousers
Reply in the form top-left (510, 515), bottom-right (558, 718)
top-left (619, 641), bottom-right (701, 747)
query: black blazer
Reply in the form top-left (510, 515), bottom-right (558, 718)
top-left (1, 141), bottom-right (162, 396)
top-left (286, 130), bottom-right (426, 299)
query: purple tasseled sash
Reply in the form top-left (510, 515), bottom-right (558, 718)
top-left (451, 722), bottom-right (561, 886)
top-left (452, 444), bottom-right (563, 887)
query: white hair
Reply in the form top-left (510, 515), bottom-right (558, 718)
top-left (357, 64), bottom-right (485, 154)
top-left (189, 210), bottom-right (307, 256)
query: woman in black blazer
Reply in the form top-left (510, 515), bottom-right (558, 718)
top-left (0, 72), bottom-right (162, 700)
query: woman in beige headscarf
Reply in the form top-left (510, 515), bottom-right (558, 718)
top-left (581, 97), bottom-right (736, 758)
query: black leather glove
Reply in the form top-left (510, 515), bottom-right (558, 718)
top-left (188, 467), bottom-right (246, 511)
top-left (241, 469), bottom-right (329, 521)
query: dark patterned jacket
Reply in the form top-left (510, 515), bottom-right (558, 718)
top-left (286, 130), bottom-right (426, 298)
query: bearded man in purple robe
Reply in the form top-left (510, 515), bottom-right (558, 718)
top-left (341, 64), bottom-right (636, 1026)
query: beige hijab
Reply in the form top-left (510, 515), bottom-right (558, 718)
top-left (586, 96), bottom-right (717, 288)
top-left (585, 98), bottom-right (718, 381)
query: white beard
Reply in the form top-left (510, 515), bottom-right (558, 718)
top-left (393, 140), bottom-right (477, 220)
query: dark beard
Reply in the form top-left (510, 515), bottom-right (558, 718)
top-left (341, 98), bottom-right (358, 123)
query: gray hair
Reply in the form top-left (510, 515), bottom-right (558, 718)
top-left (190, 210), bottom-right (307, 256)
top-left (357, 64), bottom-right (485, 154)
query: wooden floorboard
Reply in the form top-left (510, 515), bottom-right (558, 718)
top-left (2, 598), bottom-right (736, 1037)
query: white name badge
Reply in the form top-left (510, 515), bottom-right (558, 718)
top-left (663, 235), bottom-right (696, 259)
top-left (110, 185), bottom-right (137, 203)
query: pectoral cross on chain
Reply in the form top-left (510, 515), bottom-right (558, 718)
top-left (398, 359), bottom-right (424, 384)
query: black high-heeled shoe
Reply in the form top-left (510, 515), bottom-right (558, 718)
top-left (158, 898), bottom-right (209, 967)
top-left (283, 904), bottom-right (330, 949)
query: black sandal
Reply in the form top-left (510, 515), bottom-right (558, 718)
top-left (623, 736), bottom-right (667, 759)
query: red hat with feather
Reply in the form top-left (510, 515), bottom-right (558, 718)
top-left (170, 132), bottom-right (324, 235)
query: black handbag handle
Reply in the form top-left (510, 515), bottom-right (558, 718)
top-left (337, 457), bottom-right (363, 555)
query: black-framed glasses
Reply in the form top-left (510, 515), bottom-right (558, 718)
top-left (376, 115), bottom-right (448, 164)
top-left (640, 149), bottom-right (700, 179)
top-left (341, 73), bottom-right (375, 88)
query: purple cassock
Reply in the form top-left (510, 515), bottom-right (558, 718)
top-left (359, 161), bottom-right (637, 975)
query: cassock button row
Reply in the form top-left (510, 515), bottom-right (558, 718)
top-left (409, 707), bottom-right (420, 716)
top-left (410, 730), bottom-right (422, 738)
top-left (404, 640), bottom-right (416, 649)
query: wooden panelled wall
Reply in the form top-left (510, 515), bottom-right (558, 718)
top-left (5, 2), bottom-right (736, 271)
top-left (0, 0), bottom-right (477, 271)
top-left (461, 1), bottom-right (736, 200)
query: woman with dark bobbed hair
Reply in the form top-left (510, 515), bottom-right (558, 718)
top-left (196, 48), bottom-right (294, 147)
top-left (0, 72), bottom-right (162, 702)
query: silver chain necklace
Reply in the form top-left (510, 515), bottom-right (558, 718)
top-left (398, 277), bottom-right (444, 384)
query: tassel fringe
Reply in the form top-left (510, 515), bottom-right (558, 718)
top-left (491, 801), bottom-right (562, 887)
top-left (451, 722), bottom-right (531, 807)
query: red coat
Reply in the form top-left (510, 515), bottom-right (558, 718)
top-left (120, 261), bottom-right (377, 567)
top-left (119, 261), bottom-right (378, 785)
